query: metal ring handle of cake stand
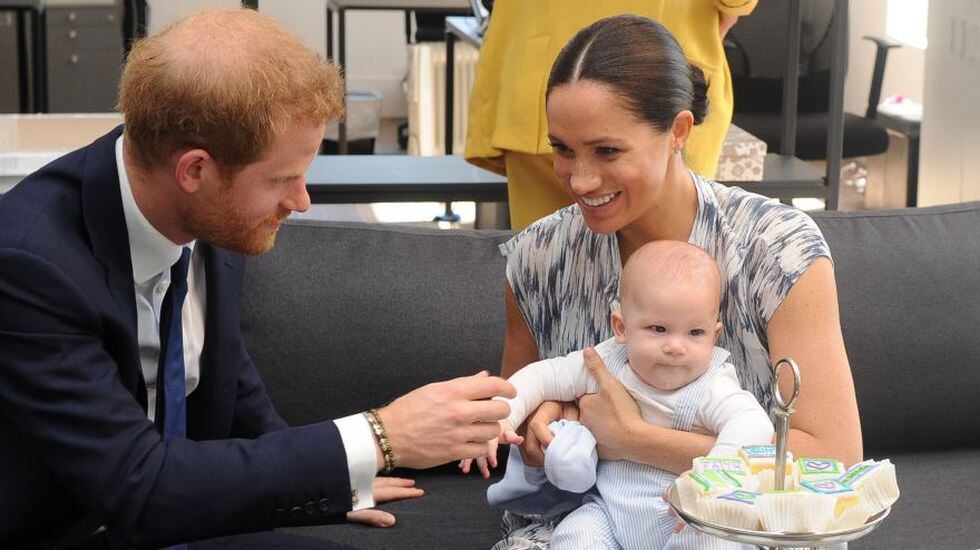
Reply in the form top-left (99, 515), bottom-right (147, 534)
top-left (665, 357), bottom-right (891, 549)
top-left (772, 357), bottom-right (801, 493)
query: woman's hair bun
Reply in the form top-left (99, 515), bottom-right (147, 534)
top-left (688, 63), bottom-right (709, 125)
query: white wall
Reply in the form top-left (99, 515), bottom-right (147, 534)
top-left (146, 0), bottom-right (409, 118)
top-left (146, 0), bottom-right (240, 32)
top-left (329, 10), bottom-right (408, 118)
top-left (844, 0), bottom-right (926, 115)
top-left (918, 0), bottom-right (980, 206)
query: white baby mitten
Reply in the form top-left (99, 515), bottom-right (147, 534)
top-left (543, 419), bottom-right (598, 493)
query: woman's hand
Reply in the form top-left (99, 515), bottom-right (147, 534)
top-left (578, 348), bottom-right (643, 461)
top-left (517, 400), bottom-right (579, 467)
top-left (718, 12), bottom-right (739, 39)
top-left (346, 477), bottom-right (425, 527)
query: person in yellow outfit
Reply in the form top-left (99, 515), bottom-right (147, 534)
top-left (464, 0), bottom-right (758, 229)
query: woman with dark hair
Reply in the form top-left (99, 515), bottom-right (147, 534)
top-left (465, 1), bottom-right (756, 230)
top-left (489, 14), bottom-right (862, 549)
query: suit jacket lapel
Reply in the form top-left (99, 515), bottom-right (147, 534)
top-left (79, 126), bottom-right (147, 408)
top-left (187, 244), bottom-right (243, 438)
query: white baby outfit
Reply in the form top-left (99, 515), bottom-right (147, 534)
top-left (492, 337), bottom-right (774, 549)
top-left (494, 173), bottom-right (831, 549)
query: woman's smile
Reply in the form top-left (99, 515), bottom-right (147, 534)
top-left (580, 191), bottom-right (621, 209)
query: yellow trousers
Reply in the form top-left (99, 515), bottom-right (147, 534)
top-left (504, 152), bottom-right (574, 230)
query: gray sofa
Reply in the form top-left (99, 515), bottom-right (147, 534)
top-left (240, 202), bottom-right (980, 549)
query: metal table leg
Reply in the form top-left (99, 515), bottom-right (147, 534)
top-left (338, 7), bottom-right (348, 154)
top-left (31, 6), bottom-right (45, 113)
top-left (14, 9), bottom-right (30, 113)
top-left (906, 131), bottom-right (920, 207)
top-left (445, 29), bottom-right (455, 156)
top-left (326, 7), bottom-right (333, 60)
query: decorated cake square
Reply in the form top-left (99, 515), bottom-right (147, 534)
top-left (699, 490), bottom-right (762, 530)
top-left (838, 459), bottom-right (900, 515)
top-left (796, 458), bottom-right (845, 484)
top-left (676, 469), bottom-right (744, 512)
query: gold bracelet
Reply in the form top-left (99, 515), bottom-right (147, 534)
top-left (365, 408), bottom-right (396, 474)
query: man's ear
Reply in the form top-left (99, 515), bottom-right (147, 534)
top-left (611, 310), bottom-right (628, 344)
top-left (671, 110), bottom-right (694, 151)
top-left (174, 149), bottom-right (213, 194)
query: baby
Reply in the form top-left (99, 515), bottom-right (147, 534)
top-left (464, 240), bottom-right (774, 549)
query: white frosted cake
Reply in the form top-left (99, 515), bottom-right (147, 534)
top-left (675, 447), bottom-right (899, 534)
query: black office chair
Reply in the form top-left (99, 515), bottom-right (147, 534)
top-left (725, 0), bottom-right (899, 194)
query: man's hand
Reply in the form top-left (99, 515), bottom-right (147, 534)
top-left (346, 477), bottom-right (424, 527)
top-left (459, 419), bottom-right (524, 478)
top-left (376, 371), bottom-right (515, 470)
top-left (578, 347), bottom-right (642, 461)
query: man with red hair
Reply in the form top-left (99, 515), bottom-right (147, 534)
top-left (0, 8), bottom-right (513, 548)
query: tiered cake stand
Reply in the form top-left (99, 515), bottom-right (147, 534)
top-left (665, 358), bottom-right (892, 550)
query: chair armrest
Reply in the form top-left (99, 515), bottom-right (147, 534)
top-left (862, 35), bottom-right (902, 119)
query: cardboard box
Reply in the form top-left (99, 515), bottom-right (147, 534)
top-left (716, 124), bottom-right (767, 182)
top-left (0, 113), bottom-right (123, 193)
top-left (0, 113), bottom-right (123, 153)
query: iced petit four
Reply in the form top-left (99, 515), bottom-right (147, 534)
top-left (838, 459), bottom-right (900, 515)
top-left (691, 456), bottom-right (760, 492)
top-left (739, 445), bottom-right (793, 472)
top-left (693, 456), bottom-right (751, 477)
top-left (739, 445), bottom-right (796, 491)
top-left (756, 490), bottom-right (835, 533)
top-left (795, 458), bottom-right (845, 484)
top-left (800, 479), bottom-right (871, 530)
top-left (675, 469), bottom-right (745, 512)
top-left (698, 490), bottom-right (762, 530)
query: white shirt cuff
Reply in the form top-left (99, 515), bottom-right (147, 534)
top-left (333, 413), bottom-right (377, 511)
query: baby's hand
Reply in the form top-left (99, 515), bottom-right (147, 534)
top-left (457, 420), bottom-right (525, 478)
top-left (459, 437), bottom-right (498, 479)
top-left (498, 419), bottom-right (524, 446)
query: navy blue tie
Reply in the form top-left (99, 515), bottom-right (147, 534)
top-left (156, 247), bottom-right (190, 549)
top-left (157, 247), bottom-right (191, 440)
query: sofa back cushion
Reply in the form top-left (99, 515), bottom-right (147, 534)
top-left (812, 202), bottom-right (980, 454)
top-left (240, 220), bottom-right (511, 425)
top-left (241, 203), bottom-right (980, 456)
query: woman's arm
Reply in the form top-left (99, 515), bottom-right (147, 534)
top-left (501, 282), bottom-right (578, 466)
top-left (502, 282), bottom-right (539, 378)
top-left (578, 351), bottom-right (716, 475)
top-left (766, 257), bottom-right (863, 466)
top-left (580, 258), bottom-right (863, 473)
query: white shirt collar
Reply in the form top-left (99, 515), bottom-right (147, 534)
top-left (116, 135), bottom-right (196, 284)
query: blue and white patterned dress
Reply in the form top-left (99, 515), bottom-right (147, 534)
top-left (494, 173), bottom-right (831, 549)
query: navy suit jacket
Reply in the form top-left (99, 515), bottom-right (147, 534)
top-left (0, 128), bottom-right (352, 548)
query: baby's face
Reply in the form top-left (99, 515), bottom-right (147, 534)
top-left (613, 279), bottom-right (721, 391)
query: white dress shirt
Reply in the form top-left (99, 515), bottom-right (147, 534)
top-left (115, 136), bottom-right (377, 510)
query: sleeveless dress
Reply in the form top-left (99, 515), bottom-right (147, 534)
top-left (494, 174), bottom-right (831, 549)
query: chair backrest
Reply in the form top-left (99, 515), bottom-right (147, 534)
top-left (726, 0), bottom-right (840, 114)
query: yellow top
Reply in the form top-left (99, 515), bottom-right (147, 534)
top-left (464, 0), bottom-right (757, 178)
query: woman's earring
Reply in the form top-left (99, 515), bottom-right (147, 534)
top-left (673, 145), bottom-right (683, 156)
